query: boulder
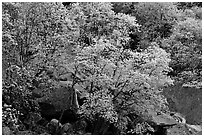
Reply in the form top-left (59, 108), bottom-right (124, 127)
top-left (38, 102), bottom-right (56, 117)
top-left (150, 112), bottom-right (178, 127)
top-left (38, 86), bottom-right (79, 111)
top-left (146, 112), bottom-right (179, 135)
top-left (60, 122), bottom-right (73, 134)
top-left (37, 86), bottom-right (82, 122)
top-left (48, 119), bottom-right (62, 128)
top-left (36, 83), bottom-right (86, 126)
top-left (46, 119), bottom-right (62, 134)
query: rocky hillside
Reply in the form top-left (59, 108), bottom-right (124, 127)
top-left (162, 83), bottom-right (202, 125)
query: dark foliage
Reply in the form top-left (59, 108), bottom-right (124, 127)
top-left (176, 2), bottom-right (202, 10)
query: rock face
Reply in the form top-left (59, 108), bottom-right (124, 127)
top-left (37, 85), bottom-right (84, 124)
top-left (163, 83), bottom-right (202, 125)
top-left (36, 83), bottom-right (88, 111)
top-left (38, 102), bottom-right (57, 118)
top-left (34, 68), bottom-right (88, 124)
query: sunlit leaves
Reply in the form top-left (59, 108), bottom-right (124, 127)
top-left (2, 2), bottom-right (180, 134)
top-left (67, 2), bottom-right (139, 48)
top-left (74, 37), bottom-right (173, 129)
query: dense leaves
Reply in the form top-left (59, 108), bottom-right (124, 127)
top-left (112, 2), bottom-right (179, 51)
top-left (176, 2), bottom-right (202, 10)
top-left (2, 2), bottom-right (202, 135)
top-left (69, 9), bottom-right (173, 132)
top-left (162, 6), bottom-right (202, 88)
top-left (112, 2), bottom-right (202, 88)
top-left (2, 2), bottom-right (74, 132)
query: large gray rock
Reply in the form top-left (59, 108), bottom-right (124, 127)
top-left (149, 112), bottom-right (178, 127)
top-left (37, 86), bottom-right (81, 121)
top-left (60, 122), bottom-right (73, 134)
top-left (163, 83), bottom-right (202, 125)
top-left (38, 102), bottom-right (56, 116)
top-left (37, 86), bottom-right (79, 112)
top-left (46, 119), bottom-right (62, 134)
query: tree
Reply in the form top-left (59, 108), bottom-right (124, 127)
top-left (176, 2), bottom-right (202, 10)
top-left (111, 2), bottom-right (179, 51)
top-left (111, 2), bottom-right (137, 14)
top-left (2, 2), bottom-right (76, 130)
top-left (111, 2), bottom-right (202, 89)
top-left (2, 2), bottom-right (179, 135)
top-left (62, 2), bottom-right (173, 134)
top-left (65, 2), bottom-right (139, 49)
top-left (72, 40), bottom-right (173, 134)
top-left (162, 13), bottom-right (202, 88)
top-left (2, 2), bottom-right (75, 75)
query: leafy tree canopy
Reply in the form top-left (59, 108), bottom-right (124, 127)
top-left (61, 3), bottom-right (174, 132)
top-left (2, 2), bottom-right (201, 135)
